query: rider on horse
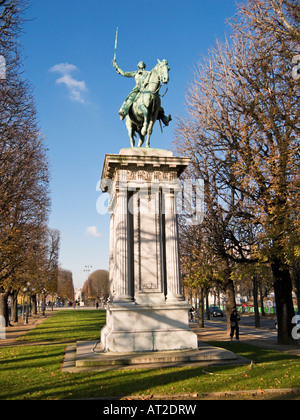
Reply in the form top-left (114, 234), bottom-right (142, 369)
top-left (112, 59), bottom-right (171, 127)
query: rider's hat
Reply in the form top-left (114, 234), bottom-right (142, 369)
top-left (137, 61), bottom-right (146, 69)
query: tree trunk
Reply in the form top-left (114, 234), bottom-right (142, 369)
top-left (292, 261), bottom-right (300, 316)
top-left (253, 276), bottom-right (261, 328)
top-left (41, 295), bottom-right (46, 316)
top-left (32, 294), bottom-right (38, 315)
top-left (272, 259), bottom-right (297, 345)
top-left (205, 288), bottom-right (210, 321)
top-left (224, 270), bottom-right (236, 336)
top-left (217, 289), bottom-right (221, 307)
top-left (11, 290), bottom-right (19, 323)
top-left (259, 281), bottom-right (266, 317)
top-left (0, 291), bottom-right (9, 327)
top-left (198, 287), bottom-right (204, 328)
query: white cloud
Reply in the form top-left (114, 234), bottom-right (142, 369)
top-left (50, 63), bottom-right (77, 74)
top-left (50, 62), bottom-right (88, 104)
top-left (85, 226), bottom-right (102, 238)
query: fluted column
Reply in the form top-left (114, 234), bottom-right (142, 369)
top-left (164, 190), bottom-right (184, 302)
top-left (114, 187), bottom-right (133, 302)
top-left (108, 211), bottom-right (115, 300)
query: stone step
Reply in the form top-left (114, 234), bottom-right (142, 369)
top-left (75, 341), bottom-right (239, 368)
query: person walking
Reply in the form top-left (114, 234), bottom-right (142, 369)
top-left (189, 307), bottom-right (195, 322)
top-left (230, 308), bottom-right (241, 344)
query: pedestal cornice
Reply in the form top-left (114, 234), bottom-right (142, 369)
top-left (100, 148), bottom-right (190, 192)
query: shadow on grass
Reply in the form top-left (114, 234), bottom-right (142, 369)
top-left (1, 341), bottom-right (299, 400)
top-left (207, 341), bottom-right (299, 364)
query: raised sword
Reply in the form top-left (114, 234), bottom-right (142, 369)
top-left (113, 27), bottom-right (118, 62)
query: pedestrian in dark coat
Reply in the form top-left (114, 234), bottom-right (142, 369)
top-left (230, 308), bottom-right (241, 343)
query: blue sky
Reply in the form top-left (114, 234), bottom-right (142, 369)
top-left (20, 0), bottom-right (240, 288)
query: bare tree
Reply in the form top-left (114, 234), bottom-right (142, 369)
top-left (175, 0), bottom-right (299, 344)
top-left (0, 0), bottom-right (51, 324)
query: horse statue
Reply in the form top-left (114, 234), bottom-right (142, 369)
top-left (113, 59), bottom-right (171, 148)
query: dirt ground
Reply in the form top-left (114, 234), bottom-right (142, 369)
top-left (0, 311), bottom-right (55, 347)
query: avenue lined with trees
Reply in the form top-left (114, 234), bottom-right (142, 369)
top-left (0, 0), bottom-right (73, 325)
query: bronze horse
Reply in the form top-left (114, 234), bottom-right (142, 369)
top-left (125, 59), bottom-right (170, 148)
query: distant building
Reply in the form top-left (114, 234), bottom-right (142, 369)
top-left (74, 288), bottom-right (84, 305)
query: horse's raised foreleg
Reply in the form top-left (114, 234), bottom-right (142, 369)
top-left (138, 103), bottom-right (148, 137)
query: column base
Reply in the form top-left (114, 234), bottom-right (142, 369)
top-left (100, 302), bottom-right (198, 353)
top-left (113, 296), bottom-right (134, 304)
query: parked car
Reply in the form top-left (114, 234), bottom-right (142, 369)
top-left (209, 306), bottom-right (224, 317)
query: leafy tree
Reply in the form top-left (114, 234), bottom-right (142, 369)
top-left (57, 268), bottom-right (74, 303)
top-left (82, 270), bottom-right (109, 305)
top-left (0, 0), bottom-right (51, 324)
top-left (175, 0), bottom-right (299, 344)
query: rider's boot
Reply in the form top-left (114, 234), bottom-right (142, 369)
top-left (158, 108), bottom-right (172, 127)
top-left (161, 114), bottom-right (172, 126)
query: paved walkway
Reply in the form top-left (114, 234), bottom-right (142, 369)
top-left (190, 322), bottom-right (300, 357)
top-left (0, 312), bottom-right (55, 347)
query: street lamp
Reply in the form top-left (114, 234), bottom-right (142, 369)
top-left (84, 265), bottom-right (93, 281)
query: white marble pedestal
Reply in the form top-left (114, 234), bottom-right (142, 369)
top-left (100, 148), bottom-right (198, 352)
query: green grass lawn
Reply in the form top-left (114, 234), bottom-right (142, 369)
top-left (0, 310), bottom-right (299, 400)
top-left (16, 309), bottom-right (106, 344)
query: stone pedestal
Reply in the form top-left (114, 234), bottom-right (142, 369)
top-left (100, 148), bottom-right (198, 352)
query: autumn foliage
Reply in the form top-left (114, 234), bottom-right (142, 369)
top-left (175, 0), bottom-right (300, 344)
